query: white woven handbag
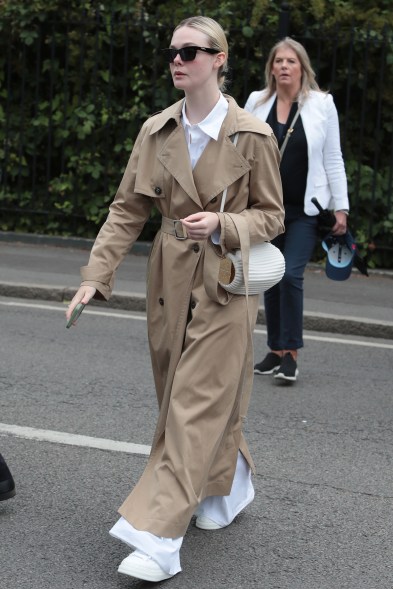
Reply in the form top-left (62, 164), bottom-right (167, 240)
top-left (219, 240), bottom-right (285, 295)
top-left (218, 134), bottom-right (285, 296)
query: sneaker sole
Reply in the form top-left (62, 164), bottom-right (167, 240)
top-left (118, 561), bottom-right (173, 582)
top-left (195, 515), bottom-right (226, 530)
top-left (0, 488), bottom-right (16, 501)
top-left (274, 369), bottom-right (299, 382)
top-left (254, 366), bottom-right (280, 375)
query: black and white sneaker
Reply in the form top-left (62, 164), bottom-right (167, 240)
top-left (254, 352), bottom-right (282, 375)
top-left (274, 353), bottom-right (299, 382)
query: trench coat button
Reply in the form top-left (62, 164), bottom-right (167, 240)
top-left (154, 187), bottom-right (162, 195)
top-left (211, 196), bottom-right (218, 203)
top-left (192, 243), bottom-right (200, 253)
top-left (158, 297), bottom-right (164, 305)
top-left (190, 300), bottom-right (196, 309)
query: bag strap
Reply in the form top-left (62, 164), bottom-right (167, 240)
top-left (219, 133), bottom-right (253, 297)
top-left (225, 213), bottom-right (251, 300)
top-left (217, 132), bottom-right (254, 299)
top-left (204, 132), bottom-right (243, 306)
top-left (279, 106), bottom-right (301, 159)
top-left (220, 133), bottom-right (239, 212)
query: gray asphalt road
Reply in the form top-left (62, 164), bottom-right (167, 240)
top-left (1, 298), bottom-right (392, 589)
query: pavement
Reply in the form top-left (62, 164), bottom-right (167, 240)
top-left (1, 230), bottom-right (392, 339)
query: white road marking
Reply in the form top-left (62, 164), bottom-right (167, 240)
top-left (253, 328), bottom-right (393, 349)
top-left (0, 422), bottom-right (151, 455)
top-left (1, 299), bottom-right (392, 349)
top-left (0, 299), bottom-right (146, 321)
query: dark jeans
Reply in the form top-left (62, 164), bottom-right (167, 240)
top-left (264, 210), bottom-right (318, 351)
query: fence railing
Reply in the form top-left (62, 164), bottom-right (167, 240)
top-left (1, 6), bottom-right (392, 260)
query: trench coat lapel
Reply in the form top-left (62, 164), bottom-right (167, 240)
top-left (154, 95), bottom-right (252, 210)
top-left (192, 129), bottom-right (251, 208)
top-left (158, 124), bottom-right (202, 209)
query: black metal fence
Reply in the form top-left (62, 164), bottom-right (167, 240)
top-left (1, 6), bottom-right (392, 261)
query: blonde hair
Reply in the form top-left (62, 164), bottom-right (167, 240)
top-left (174, 16), bottom-right (229, 90)
top-left (259, 37), bottom-right (322, 105)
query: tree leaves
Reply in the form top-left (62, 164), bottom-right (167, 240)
top-left (0, 0), bottom-right (392, 263)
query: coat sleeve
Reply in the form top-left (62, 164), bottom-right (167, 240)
top-left (216, 131), bottom-right (285, 253)
top-left (80, 124), bottom-right (154, 300)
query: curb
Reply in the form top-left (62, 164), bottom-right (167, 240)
top-left (1, 230), bottom-right (392, 278)
top-left (0, 230), bottom-right (152, 255)
top-left (2, 281), bottom-right (393, 340)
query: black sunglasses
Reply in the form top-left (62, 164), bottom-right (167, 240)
top-left (161, 46), bottom-right (220, 63)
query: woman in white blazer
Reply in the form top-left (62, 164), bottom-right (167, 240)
top-left (245, 37), bottom-right (349, 382)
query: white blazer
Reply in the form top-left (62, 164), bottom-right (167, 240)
top-left (244, 90), bottom-right (349, 215)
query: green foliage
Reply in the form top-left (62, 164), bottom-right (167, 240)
top-left (0, 0), bottom-right (392, 265)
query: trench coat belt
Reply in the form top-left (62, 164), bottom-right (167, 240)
top-left (161, 216), bottom-right (188, 240)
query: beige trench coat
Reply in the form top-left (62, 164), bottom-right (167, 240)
top-left (80, 95), bottom-right (284, 538)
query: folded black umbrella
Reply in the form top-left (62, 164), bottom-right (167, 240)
top-left (311, 197), bottom-right (336, 230)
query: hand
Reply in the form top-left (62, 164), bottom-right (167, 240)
top-left (65, 286), bottom-right (96, 324)
top-left (331, 211), bottom-right (348, 236)
top-left (180, 212), bottom-right (220, 241)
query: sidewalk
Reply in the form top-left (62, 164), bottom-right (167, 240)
top-left (1, 232), bottom-right (392, 339)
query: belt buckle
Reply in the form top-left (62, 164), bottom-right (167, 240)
top-left (173, 220), bottom-right (187, 240)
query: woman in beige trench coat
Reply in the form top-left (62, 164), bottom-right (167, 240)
top-left (66, 15), bottom-right (284, 583)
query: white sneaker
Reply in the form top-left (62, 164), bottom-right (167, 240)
top-left (195, 485), bottom-right (255, 531)
top-left (118, 550), bottom-right (175, 582)
top-left (195, 515), bottom-right (227, 530)
top-left (195, 452), bottom-right (255, 530)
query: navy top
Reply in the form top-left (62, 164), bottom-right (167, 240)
top-left (266, 99), bottom-right (308, 211)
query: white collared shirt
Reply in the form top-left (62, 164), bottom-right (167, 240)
top-left (181, 93), bottom-right (228, 169)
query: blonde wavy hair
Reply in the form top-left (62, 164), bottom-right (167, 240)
top-left (174, 16), bottom-right (229, 91)
top-left (259, 37), bottom-right (322, 105)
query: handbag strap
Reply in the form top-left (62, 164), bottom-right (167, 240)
top-left (279, 106), bottom-right (301, 158)
top-left (218, 132), bottom-right (253, 299)
top-left (225, 213), bottom-right (251, 300)
top-left (220, 133), bottom-right (239, 212)
top-left (204, 132), bottom-right (241, 307)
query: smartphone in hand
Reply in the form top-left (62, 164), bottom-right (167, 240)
top-left (66, 303), bottom-right (85, 329)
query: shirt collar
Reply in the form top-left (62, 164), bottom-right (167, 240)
top-left (181, 93), bottom-right (228, 140)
